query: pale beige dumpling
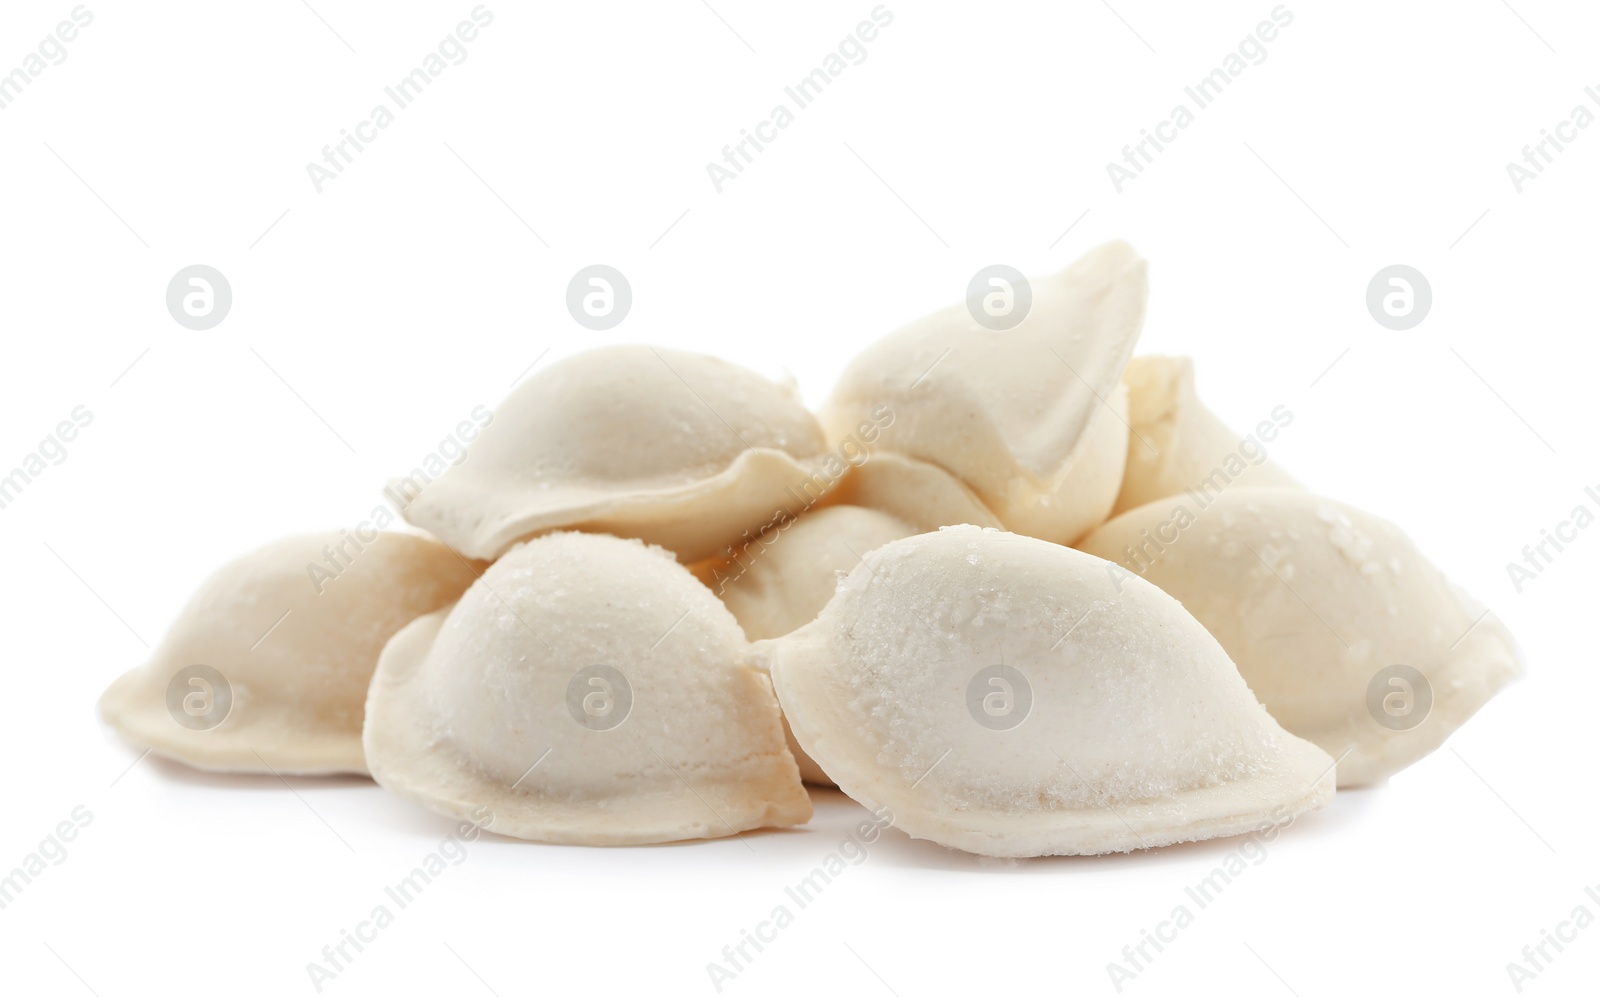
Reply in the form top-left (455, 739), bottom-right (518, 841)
top-left (823, 451), bottom-right (1001, 532)
top-left (820, 242), bottom-right (1146, 546)
top-left (364, 531), bottom-right (811, 844)
top-left (698, 505), bottom-right (919, 785)
top-left (706, 506), bottom-right (917, 642)
top-left (395, 345), bottom-right (839, 562)
top-left (693, 449), bottom-right (1001, 787)
top-left (1114, 355), bottom-right (1299, 516)
top-left (98, 532), bottom-right (481, 775)
top-left (767, 526), bottom-right (1335, 857)
top-left (1079, 488), bottom-right (1523, 786)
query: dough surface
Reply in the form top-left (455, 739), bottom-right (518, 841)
top-left (820, 243), bottom-right (1146, 546)
top-left (1080, 487), bottom-right (1523, 786)
top-left (99, 532), bottom-right (480, 775)
top-left (364, 531), bottom-right (811, 844)
top-left (1114, 354), bottom-right (1298, 516)
top-left (397, 345), bottom-right (837, 561)
top-left (768, 526), bottom-right (1335, 857)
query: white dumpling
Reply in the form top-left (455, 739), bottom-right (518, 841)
top-left (691, 447), bottom-right (1003, 784)
top-left (820, 243), bottom-right (1146, 546)
top-left (1115, 355), bottom-right (1298, 516)
top-left (395, 345), bottom-right (838, 562)
top-left (698, 505), bottom-right (919, 785)
top-left (693, 448), bottom-right (1001, 787)
top-left (98, 532), bottom-right (481, 775)
top-left (704, 506), bottom-right (917, 642)
top-left (363, 531), bottom-right (811, 844)
top-left (1079, 488), bottom-right (1523, 786)
top-left (767, 526), bottom-right (1335, 857)
top-left (823, 451), bottom-right (1002, 532)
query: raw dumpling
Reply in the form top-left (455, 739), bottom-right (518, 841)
top-left (822, 451), bottom-right (1001, 532)
top-left (703, 506), bottom-right (917, 642)
top-left (363, 531), bottom-right (811, 844)
top-left (98, 532), bottom-right (481, 775)
top-left (766, 525), bottom-right (1335, 857)
top-left (698, 505), bottom-right (919, 785)
top-left (694, 447), bottom-right (1002, 786)
top-left (1114, 355), bottom-right (1298, 516)
top-left (819, 242), bottom-right (1146, 546)
top-left (1078, 488), bottom-right (1523, 786)
top-left (395, 345), bottom-right (838, 562)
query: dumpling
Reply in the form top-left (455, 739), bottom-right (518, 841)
top-left (703, 506), bottom-right (917, 642)
top-left (766, 525), bottom-right (1335, 857)
top-left (363, 531), bottom-right (811, 844)
top-left (1114, 355), bottom-right (1298, 516)
top-left (394, 345), bottom-right (839, 562)
top-left (697, 505), bottom-right (920, 785)
top-left (819, 242), bottom-right (1146, 546)
top-left (822, 451), bottom-right (1001, 532)
top-left (693, 448), bottom-right (1002, 786)
top-left (98, 532), bottom-right (480, 775)
top-left (1078, 488), bottom-right (1523, 786)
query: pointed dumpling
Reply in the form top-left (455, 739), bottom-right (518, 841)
top-left (767, 526), bottom-right (1334, 857)
top-left (819, 243), bottom-right (1146, 546)
top-left (697, 505), bottom-right (919, 786)
top-left (98, 532), bottom-right (481, 775)
top-left (1114, 355), bottom-right (1298, 516)
top-left (692, 446), bottom-right (1001, 787)
top-left (1079, 487), bottom-right (1523, 786)
top-left (363, 531), bottom-right (811, 844)
top-left (394, 345), bottom-right (839, 562)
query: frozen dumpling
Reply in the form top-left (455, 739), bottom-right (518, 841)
top-left (363, 531), bottom-right (811, 844)
top-left (98, 532), bottom-right (481, 775)
top-left (693, 447), bottom-right (1002, 786)
top-left (819, 243), bottom-right (1145, 546)
top-left (823, 451), bottom-right (1001, 532)
top-left (767, 526), bottom-right (1335, 857)
top-left (394, 345), bottom-right (839, 562)
top-left (1114, 355), bottom-right (1298, 516)
top-left (1078, 488), bottom-right (1523, 786)
top-left (703, 506), bottom-right (917, 642)
top-left (698, 505), bottom-right (919, 785)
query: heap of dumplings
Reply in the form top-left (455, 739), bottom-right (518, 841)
top-left (99, 242), bottom-right (1523, 857)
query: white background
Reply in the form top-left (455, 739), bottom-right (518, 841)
top-left (2, 0), bottom-right (1596, 994)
